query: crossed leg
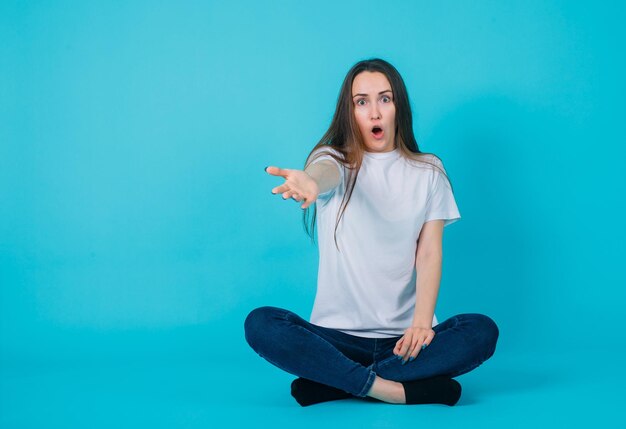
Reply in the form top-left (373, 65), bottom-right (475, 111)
top-left (244, 306), bottom-right (499, 405)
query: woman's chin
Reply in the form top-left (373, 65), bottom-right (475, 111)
top-left (364, 140), bottom-right (394, 153)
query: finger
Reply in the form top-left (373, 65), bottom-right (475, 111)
top-left (423, 331), bottom-right (435, 347)
top-left (404, 335), bottom-right (421, 362)
top-left (399, 334), bottom-right (413, 360)
top-left (395, 337), bottom-right (404, 352)
top-left (265, 166), bottom-right (290, 177)
top-left (409, 337), bottom-right (425, 361)
top-left (393, 338), bottom-right (404, 355)
top-left (288, 190), bottom-right (304, 200)
top-left (282, 191), bottom-right (294, 200)
top-left (272, 184), bottom-right (290, 195)
top-left (301, 198), bottom-right (315, 209)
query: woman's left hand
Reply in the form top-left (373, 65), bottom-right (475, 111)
top-left (394, 326), bottom-right (435, 363)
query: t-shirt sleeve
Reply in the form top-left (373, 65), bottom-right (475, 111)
top-left (307, 147), bottom-right (345, 199)
top-left (423, 167), bottom-right (461, 227)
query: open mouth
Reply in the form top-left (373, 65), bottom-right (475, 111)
top-left (371, 126), bottom-right (384, 139)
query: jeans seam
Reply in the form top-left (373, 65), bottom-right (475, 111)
top-left (357, 368), bottom-right (377, 397)
top-left (376, 355), bottom-right (399, 370)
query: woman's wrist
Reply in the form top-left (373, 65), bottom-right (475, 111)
top-left (303, 171), bottom-right (320, 195)
top-left (411, 318), bottom-right (434, 329)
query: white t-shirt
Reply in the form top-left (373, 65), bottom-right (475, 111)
top-left (308, 146), bottom-right (461, 338)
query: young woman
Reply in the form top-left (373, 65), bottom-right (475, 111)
top-left (244, 58), bottom-right (499, 407)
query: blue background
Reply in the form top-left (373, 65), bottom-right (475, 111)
top-left (2, 1), bottom-right (625, 427)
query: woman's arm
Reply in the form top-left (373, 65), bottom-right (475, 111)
top-left (395, 219), bottom-right (445, 362)
top-left (266, 160), bottom-right (340, 209)
top-left (412, 219), bottom-right (445, 327)
top-left (304, 160), bottom-right (341, 195)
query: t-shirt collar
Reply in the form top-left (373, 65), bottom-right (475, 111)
top-left (363, 146), bottom-right (400, 160)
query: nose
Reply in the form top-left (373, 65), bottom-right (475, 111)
top-left (370, 103), bottom-right (381, 120)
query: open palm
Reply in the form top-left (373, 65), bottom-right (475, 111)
top-left (266, 166), bottom-right (319, 209)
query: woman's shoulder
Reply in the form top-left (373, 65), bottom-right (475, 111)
top-left (306, 145), bottom-right (346, 166)
top-left (404, 151), bottom-right (446, 173)
top-left (309, 145), bottom-right (344, 157)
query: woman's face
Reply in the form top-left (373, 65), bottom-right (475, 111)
top-left (351, 71), bottom-right (396, 153)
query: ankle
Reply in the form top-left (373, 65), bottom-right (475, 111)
top-left (392, 381), bottom-right (406, 404)
top-left (367, 376), bottom-right (406, 404)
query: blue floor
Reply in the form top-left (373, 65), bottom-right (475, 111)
top-left (1, 347), bottom-right (622, 428)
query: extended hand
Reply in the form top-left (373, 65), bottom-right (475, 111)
top-left (266, 166), bottom-right (319, 209)
top-left (394, 326), bottom-right (435, 363)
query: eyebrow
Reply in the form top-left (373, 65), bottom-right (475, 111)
top-left (352, 89), bottom-right (393, 98)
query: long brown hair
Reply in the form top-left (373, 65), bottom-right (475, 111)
top-left (303, 58), bottom-right (454, 250)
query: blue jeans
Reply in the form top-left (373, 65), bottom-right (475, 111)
top-left (244, 306), bottom-right (499, 397)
